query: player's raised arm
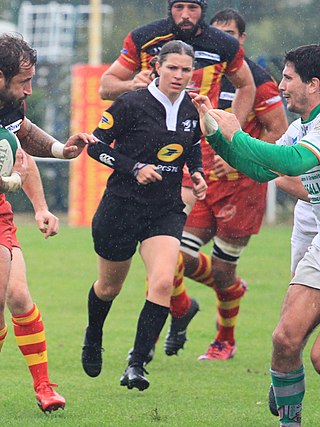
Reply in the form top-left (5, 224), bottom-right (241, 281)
top-left (99, 60), bottom-right (152, 100)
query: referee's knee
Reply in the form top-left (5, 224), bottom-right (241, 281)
top-left (95, 280), bottom-right (123, 301)
top-left (149, 275), bottom-right (174, 298)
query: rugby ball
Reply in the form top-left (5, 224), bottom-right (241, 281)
top-left (0, 127), bottom-right (21, 177)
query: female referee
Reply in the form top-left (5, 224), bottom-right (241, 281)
top-left (81, 40), bottom-right (207, 391)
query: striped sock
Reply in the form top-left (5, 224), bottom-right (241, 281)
top-left (271, 366), bottom-right (304, 426)
top-left (215, 278), bottom-right (247, 344)
top-left (170, 252), bottom-right (191, 318)
top-left (12, 304), bottom-right (49, 390)
top-left (0, 324), bottom-right (8, 352)
top-left (188, 252), bottom-right (215, 288)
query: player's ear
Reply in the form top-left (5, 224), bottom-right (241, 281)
top-left (0, 70), bottom-right (5, 88)
top-left (308, 77), bottom-right (320, 94)
top-left (239, 32), bottom-right (246, 45)
top-left (155, 61), bottom-right (161, 76)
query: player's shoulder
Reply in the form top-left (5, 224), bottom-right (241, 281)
top-left (246, 58), bottom-right (275, 87)
top-left (287, 117), bottom-right (302, 136)
top-left (130, 18), bottom-right (171, 47)
top-left (202, 25), bottom-right (239, 52)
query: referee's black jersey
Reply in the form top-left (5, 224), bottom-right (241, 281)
top-left (89, 81), bottom-right (202, 207)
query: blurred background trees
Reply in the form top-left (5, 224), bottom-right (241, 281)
top-left (2, 0), bottom-right (319, 63)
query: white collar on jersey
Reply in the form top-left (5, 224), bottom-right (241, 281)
top-left (148, 78), bottom-right (185, 131)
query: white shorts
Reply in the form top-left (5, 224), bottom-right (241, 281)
top-left (291, 201), bottom-right (317, 274)
top-left (291, 244), bottom-right (320, 290)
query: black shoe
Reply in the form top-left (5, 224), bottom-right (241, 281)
top-left (268, 384), bottom-right (279, 416)
top-left (164, 298), bottom-right (199, 356)
top-left (81, 327), bottom-right (104, 377)
top-left (120, 364), bottom-right (149, 391)
top-left (127, 346), bottom-right (155, 366)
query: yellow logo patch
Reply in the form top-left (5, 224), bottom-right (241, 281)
top-left (98, 112), bottom-right (114, 130)
top-left (157, 144), bottom-right (184, 162)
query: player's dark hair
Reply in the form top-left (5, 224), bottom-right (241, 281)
top-left (210, 8), bottom-right (246, 35)
top-left (0, 33), bottom-right (37, 82)
top-left (149, 40), bottom-right (194, 79)
top-left (285, 44), bottom-right (320, 83)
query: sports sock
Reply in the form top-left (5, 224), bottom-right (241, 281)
top-left (86, 285), bottom-right (113, 343)
top-left (130, 300), bottom-right (169, 366)
top-left (170, 252), bottom-right (191, 318)
top-left (188, 251), bottom-right (215, 288)
top-left (12, 304), bottom-right (49, 390)
top-left (271, 366), bottom-right (305, 426)
top-left (215, 278), bottom-right (246, 344)
top-left (0, 324), bottom-right (8, 352)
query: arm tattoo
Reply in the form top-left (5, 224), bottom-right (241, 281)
top-left (18, 120), bottom-right (59, 157)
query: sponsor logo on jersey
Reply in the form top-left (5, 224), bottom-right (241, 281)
top-left (220, 91), bottom-right (235, 101)
top-left (98, 112), bottom-right (114, 130)
top-left (5, 119), bottom-right (22, 134)
top-left (157, 144), bottom-right (183, 162)
top-left (99, 153), bottom-right (115, 166)
top-left (194, 51), bottom-right (221, 62)
top-left (156, 164), bottom-right (179, 173)
top-left (121, 48), bottom-right (128, 55)
top-left (292, 136), bottom-right (298, 145)
top-left (181, 120), bottom-right (192, 132)
top-left (181, 119), bottom-right (198, 132)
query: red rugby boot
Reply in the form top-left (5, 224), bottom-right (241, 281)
top-left (35, 382), bottom-right (65, 413)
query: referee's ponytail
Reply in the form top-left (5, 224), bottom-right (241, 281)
top-left (149, 57), bottom-right (159, 80)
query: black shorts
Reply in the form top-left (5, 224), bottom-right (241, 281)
top-left (92, 192), bottom-right (186, 261)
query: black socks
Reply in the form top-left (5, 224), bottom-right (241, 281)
top-left (130, 300), bottom-right (169, 366)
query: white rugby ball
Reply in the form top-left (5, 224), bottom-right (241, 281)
top-left (0, 127), bottom-right (21, 177)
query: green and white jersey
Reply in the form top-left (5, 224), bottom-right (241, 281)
top-left (277, 105), bottom-right (320, 248)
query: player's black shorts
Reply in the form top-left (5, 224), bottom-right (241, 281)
top-left (92, 191), bottom-right (186, 261)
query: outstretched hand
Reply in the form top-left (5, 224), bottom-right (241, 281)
top-left (205, 109), bottom-right (241, 141)
top-left (189, 93), bottom-right (242, 141)
top-left (189, 93), bottom-right (218, 136)
top-left (63, 133), bottom-right (98, 159)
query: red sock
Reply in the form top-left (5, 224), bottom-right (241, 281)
top-left (0, 324), bottom-right (8, 352)
top-left (12, 304), bottom-right (50, 389)
top-left (170, 252), bottom-right (191, 318)
top-left (189, 252), bottom-right (215, 288)
top-left (215, 278), bottom-right (247, 344)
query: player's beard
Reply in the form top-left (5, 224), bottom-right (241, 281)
top-left (0, 86), bottom-right (25, 110)
top-left (171, 20), bottom-right (200, 41)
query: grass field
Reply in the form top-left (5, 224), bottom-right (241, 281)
top-left (1, 221), bottom-right (319, 426)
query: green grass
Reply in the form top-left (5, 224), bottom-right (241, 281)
top-left (1, 222), bottom-right (318, 426)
